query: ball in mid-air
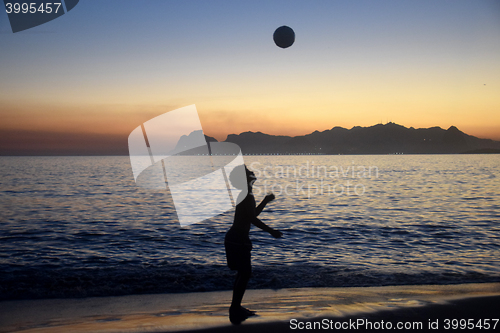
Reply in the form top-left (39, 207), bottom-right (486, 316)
top-left (273, 26), bottom-right (295, 48)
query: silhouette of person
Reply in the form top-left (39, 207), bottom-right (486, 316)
top-left (225, 165), bottom-right (282, 325)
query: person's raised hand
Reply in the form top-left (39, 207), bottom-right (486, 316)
top-left (265, 193), bottom-right (275, 202)
top-left (270, 229), bottom-right (283, 239)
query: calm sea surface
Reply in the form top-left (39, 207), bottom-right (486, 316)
top-left (0, 155), bottom-right (499, 300)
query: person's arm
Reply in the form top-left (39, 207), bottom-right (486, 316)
top-left (255, 193), bottom-right (275, 216)
top-left (250, 193), bottom-right (282, 238)
top-left (251, 217), bottom-right (283, 238)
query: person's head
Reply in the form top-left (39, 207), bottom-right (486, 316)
top-left (229, 164), bottom-right (256, 190)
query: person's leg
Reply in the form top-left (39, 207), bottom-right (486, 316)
top-left (231, 267), bottom-right (251, 308)
top-left (229, 266), bottom-right (253, 325)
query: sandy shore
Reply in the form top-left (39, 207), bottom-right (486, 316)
top-left (1, 283), bottom-right (499, 332)
top-left (177, 295), bottom-right (500, 333)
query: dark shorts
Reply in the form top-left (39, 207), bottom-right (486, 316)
top-left (224, 232), bottom-right (252, 272)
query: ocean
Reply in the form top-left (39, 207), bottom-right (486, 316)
top-left (0, 155), bottom-right (499, 300)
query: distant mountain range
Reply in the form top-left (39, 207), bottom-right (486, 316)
top-left (203, 123), bottom-right (500, 155)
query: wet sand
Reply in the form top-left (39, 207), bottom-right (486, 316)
top-left (1, 283), bottom-right (499, 332)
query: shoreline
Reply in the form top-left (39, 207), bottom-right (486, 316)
top-left (1, 282), bottom-right (499, 333)
top-left (177, 295), bottom-right (500, 333)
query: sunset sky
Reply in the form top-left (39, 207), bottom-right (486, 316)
top-left (1, 0), bottom-right (499, 154)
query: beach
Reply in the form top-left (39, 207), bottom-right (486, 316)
top-left (2, 0), bottom-right (500, 331)
top-left (1, 283), bottom-right (499, 332)
top-left (1, 156), bottom-right (499, 332)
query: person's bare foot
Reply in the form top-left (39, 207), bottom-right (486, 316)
top-left (229, 306), bottom-right (249, 325)
top-left (241, 307), bottom-right (257, 316)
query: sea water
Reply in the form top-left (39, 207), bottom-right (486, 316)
top-left (0, 155), bottom-right (499, 300)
